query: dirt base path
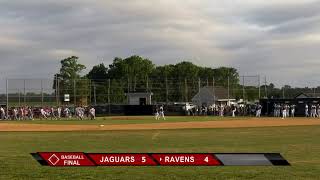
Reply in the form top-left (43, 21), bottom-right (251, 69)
top-left (0, 118), bottom-right (320, 132)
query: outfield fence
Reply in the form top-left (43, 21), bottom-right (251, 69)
top-left (1, 75), bottom-right (263, 108)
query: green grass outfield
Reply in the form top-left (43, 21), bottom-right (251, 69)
top-left (0, 125), bottom-right (320, 179)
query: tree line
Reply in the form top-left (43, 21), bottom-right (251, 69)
top-left (53, 56), bottom-right (317, 105)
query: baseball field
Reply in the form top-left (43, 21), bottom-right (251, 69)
top-left (1, 116), bottom-right (320, 179)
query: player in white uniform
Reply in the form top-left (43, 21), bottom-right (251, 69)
top-left (51, 107), bottom-right (56, 120)
top-left (219, 105), bottom-right (224, 117)
top-left (305, 104), bottom-right (309, 117)
top-left (13, 108), bottom-right (18, 120)
top-left (232, 105), bottom-right (236, 117)
top-left (89, 107), bottom-right (96, 120)
top-left (0, 107), bottom-right (5, 120)
top-left (256, 104), bottom-right (262, 117)
top-left (154, 108), bottom-right (160, 120)
top-left (40, 108), bottom-right (47, 119)
top-left (76, 107), bottom-right (84, 120)
top-left (311, 105), bottom-right (317, 118)
top-left (75, 107), bottom-right (80, 120)
top-left (286, 105), bottom-right (290, 117)
top-left (28, 107), bottom-right (33, 120)
top-left (273, 104), bottom-right (277, 117)
top-left (80, 107), bottom-right (85, 119)
top-left (64, 107), bottom-right (71, 118)
top-left (276, 104), bottom-right (281, 117)
top-left (290, 105), bottom-right (295, 118)
top-left (282, 105), bottom-right (287, 119)
top-left (57, 107), bottom-right (62, 119)
top-left (159, 105), bottom-right (165, 120)
top-left (19, 107), bottom-right (25, 120)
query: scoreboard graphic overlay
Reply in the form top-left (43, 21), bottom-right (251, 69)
top-left (31, 152), bottom-right (290, 166)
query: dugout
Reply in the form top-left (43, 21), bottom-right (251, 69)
top-left (192, 86), bottom-right (234, 106)
top-left (126, 92), bottom-right (153, 105)
top-left (260, 93), bottom-right (320, 116)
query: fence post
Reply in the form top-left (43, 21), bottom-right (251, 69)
top-left (93, 82), bottom-right (96, 105)
top-left (18, 89), bottom-right (21, 107)
top-left (165, 76), bottom-right (168, 104)
top-left (74, 79), bottom-right (76, 106)
top-left (24, 79), bottom-right (26, 106)
top-left (41, 79), bottom-right (43, 107)
top-left (88, 79), bottom-right (92, 105)
top-left (146, 75), bottom-right (149, 92)
top-left (212, 77), bottom-right (215, 105)
top-left (184, 78), bottom-right (188, 102)
top-left (198, 78), bottom-right (201, 92)
top-left (6, 79), bottom-right (8, 117)
top-left (107, 79), bottom-right (110, 104)
top-left (134, 76), bottom-right (136, 92)
top-left (198, 78), bottom-right (201, 106)
top-left (127, 77), bottom-right (130, 93)
top-left (258, 75), bottom-right (261, 100)
top-left (264, 76), bottom-right (267, 98)
top-left (55, 76), bottom-right (58, 106)
top-left (228, 76), bottom-right (230, 105)
top-left (108, 79), bottom-right (111, 115)
top-left (242, 76), bottom-right (245, 102)
top-left (57, 78), bottom-right (60, 106)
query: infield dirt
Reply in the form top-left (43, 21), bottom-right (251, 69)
top-left (0, 118), bottom-right (319, 131)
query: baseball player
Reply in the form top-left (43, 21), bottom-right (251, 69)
top-left (0, 106), bottom-right (5, 120)
top-left (311, 104), bottom-right (317, 118)
top-left (57, 107), bottom-right (62, 119)
top-left (273, 104), bottom-right (277, 117)
top-left (305, 104), bottom-right (309, 117)
top-left (154, 108), bottom-right (160, 120)
top-left (80, 107), bottom-right (85, 120)
top-left (219, 105), bottom-right (224, 117)
top-left (64, 107), bottom-right (71, 118)
top-left (282, 104), bottom-right (287, 119)
top-left (256, 104), bottom-right (262, 117)
top-left (51, 107), bottom-right (56, 120)
top-left (13, 107), bottom-right (18, 120)
top-left (232, 105), bottom-right (236, 117)
top-left (28, 107), bottom-right (33, 120)
top-left (286, 105), bottom-right (290, 117)
top-left (19, 107), bottom-right (25, 120)
top-left (195, 106), bottom-right (199, 116)
top-left (40, 107), bottom-right (47, 119)
top-left (290, 105), bottom-right (295, 117)
top-left (89, 107), bottom-right (96, 120)
top-left (75, 107), bottom-right (80, 120)
top-left (276, 104), bottom-right (281, 117)
top-left (76, 106), bottom-right (85, 120)
top-left (159, 105), bottom-right (165, 120)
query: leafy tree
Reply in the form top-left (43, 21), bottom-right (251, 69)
top-left (87, 63), bottom-right (108, 81)
top-left (53, 56), bottom-right (87, 105)
top-left (107, 55), bottom-right (155, 92)
top-left (59, 56), bottom-right (86, 79)
top-left (110, 79), bottom-right (126, 104)
top-left (213, 67), bottom-right (239, 87)
top-left (86, 63), bottom-right (109, 104)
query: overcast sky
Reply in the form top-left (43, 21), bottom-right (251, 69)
top-left (1, 0), bottom-right (320, 88)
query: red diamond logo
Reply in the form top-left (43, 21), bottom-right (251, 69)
top-left (48, 154), bottom-right (60, 165)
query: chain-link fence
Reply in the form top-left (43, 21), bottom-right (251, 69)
top-left (2, 76), bottom-right (262, 107)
